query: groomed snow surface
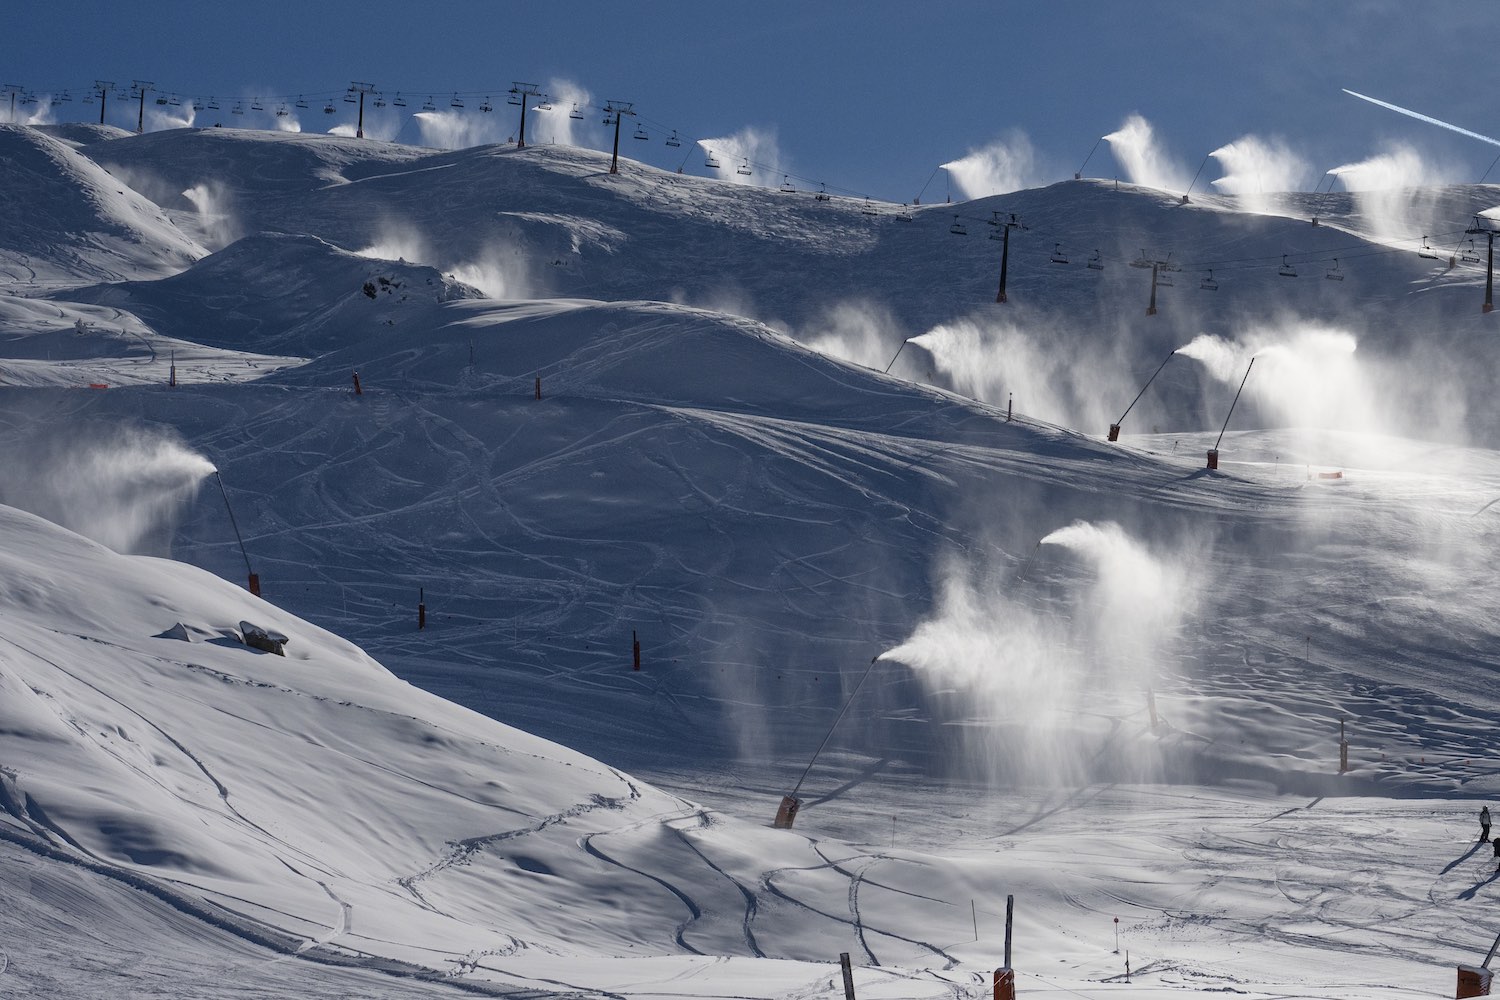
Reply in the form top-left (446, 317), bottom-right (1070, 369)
top-left (1, 122), bottom-right (1498, 998)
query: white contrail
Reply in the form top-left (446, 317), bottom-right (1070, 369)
top-left (1343, 88), bottom-right (1500, 149)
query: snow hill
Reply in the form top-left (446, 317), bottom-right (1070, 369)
top-left (1, 124), bottom-right (1499, 999)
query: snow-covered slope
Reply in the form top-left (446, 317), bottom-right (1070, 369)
top-left (2, 125), bottom-right (1499, 998)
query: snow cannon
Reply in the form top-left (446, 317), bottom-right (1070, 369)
top-left (1457, 965), bottom-right (1491, 998)
top-left (1108, 350), bottom-right (1175, 444)
top-left (1207, 357), bottom-right (1256, 470)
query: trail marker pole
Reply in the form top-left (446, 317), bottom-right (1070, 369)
top-left (352, 371), bottom-right (362, 395)
top-left (418, 587), bottom-right (426, 630)
top-left (632, 630), bottom-right (641, 671)
top-left (1114, 916), bottom-right (1120, 953)
top-left (1339, 719), bottom-right (1349, 773)
top-left (994, 894), bottom-right (1016, 1000)
top-left (534, 377), bottom-right (542, 400)
top-left (839, 952), bottom-right (856, 1000)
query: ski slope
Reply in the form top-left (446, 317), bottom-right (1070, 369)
top-left (0, 123), bottom-right (1498, 999)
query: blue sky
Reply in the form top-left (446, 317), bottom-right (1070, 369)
top-left (9, 1), bottom-right (1500, 202)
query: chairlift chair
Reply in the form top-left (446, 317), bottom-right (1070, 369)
top-left (861, 198), bottom-right (878, 215)
top-left (59, 90), bottom-right (72, 102)
top-left (324, 102), bottom-right (336, 114)
top-left (1462, 239), bottom-right (1482, 264)
top-left (780, 175), bottom-right (795, 193)
top-left (1129, 250), bottom-right (1153, 269)
top-left (1325, 259), bottom-right (1345, 281)
top-left (374, 96), bottom-right (387, 108)
top-left (393, 94), bottom-right (408, 108)
top-left (1419, 236), bottom-right (1439, 259)
top-left (508, 93), bottom-right (522, 106)
top-left (815, 183), bottom-right (831, 201)
top-left (295, 96), bottom-right (309, 109)
top-left (422, 97), bottom-right (437, 112)
top-left (155, 96), bottom-right (169, 105)
top-left (1049, 243), bottom-right (1070, 265)
top-left (343, 92), bottom-right (357, 104)
top-left (634, 125), bottom-right (649, 140)
top-left (736, 159), bottom-right (752, 176)
top-left (569, 103), bottom-right (583, 120)
top-left (250, 99), bottom-right (264, 112)
top-left (1278, 255), bottom-right (1298, 277)
top-left (82, 93), bottom-right (94, 105)
top-left (1087, 250), bottom-right (1104, 270)
top-left (207, 99), bottom-right (220, 110)
top-left (450, 94), bottom-right (464, 108)
top-left (988, 227), bottom-right (1005, 241)
top-left (276, 104), bottom-right (288, 117)
top-left (231, 102), bottom-right (245, 115)
top-left (665, 130), bottom-right (681, 148)
top-left (478, 98), bottom-right (491, 112)
top-left (538, 101), bottom-right (553, 111)
top-left (896, 211), bottom-right (913, 222)
top-left (169, 95), bottom-right (181, 106)
top-left (705, 152), bottom-right (721, 169)
top-left (1200, 269), bottom-right (1219, 291)
top-left (950, 216), bottom-right (968, 236)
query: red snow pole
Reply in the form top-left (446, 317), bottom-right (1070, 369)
top-left (352, 371), bottom-right (363, 395)
top-left (993, 894), bottom-right (1016, 1000)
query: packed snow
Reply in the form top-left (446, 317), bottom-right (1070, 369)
top-left (1, 121), bottom-right (1498, 999)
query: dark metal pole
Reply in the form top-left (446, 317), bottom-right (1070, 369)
top-left (1487, 232), bottom-right (1495, 314)
top-left (996, 223), bottom-right (1011, 303)
top-left (357, 90), bottom-right (364, 139)
top-left (137, 88), bottom-right (146, 133)
top-left (1004, 894), bottom-right (1014, 968)
top-left (1146, 262), bottom-right (1159, 316)
top-left (214, 471), bottom-right (256, 587)
top-left (1114, 350), bottom-right (1176, 428)
top-left (789, 655), bottom-right (880, 800)
top-left (1213, 357), bottom-right (1256, 452)
top-left (610, 111), bottom-right (623, 174)
top-left (99, 86), bottom-right (106, 125)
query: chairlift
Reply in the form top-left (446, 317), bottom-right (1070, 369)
top-left (323, 102), bottom-right (336, 114)
top-left (1158, 272), bottom-right (1175, 287)
top-left (602, 115), bottom-right (616, 127)
top-left (250, 99), bottom-right (264, 112)
top-left (450, 94), bottom-right (464, 109)
top-left (343, 92), bottom-right (357, 104)
top-left (1462, 239), bottom-right (1482, 264)
top-left (1049, 242), bottom-right (1070, 265)
top-left (896, 211), bottom-right (913, 222)
top-left (665, 130), bottom-right (681, 148)
top-left (59, 90), bottom-right (72, 103)
top-left (538, 101), bottom-right (553, 111)
top-left (478, 98), bottom-right (491, 112)
top-left (950, 216), bottom-right (968, 236)
top-left (569, 103), bottom-right (583, 120)
top-left (1087, 250), bottom-right (1104, 271)
top-left (231, 102), bottom-right (245, 115)
top-left (168, 95), bottom-right (181, 106)
top-left (275, 104), bottom-right (288, 117)
top-left (988, 226), bottom-right (1005, 241)
top-left (155, 96), bottom-right (169, 105)
top-left (736, 158), bottom-right (752, 176)
top-left (1200, 269), bottom-right (1219, 291)
top-left (780, 175), bottom-right (795, 193)
top-left (1129, 249), bottom-right (1154, 269)
top-left (705, 151), bottom-right (721, 169)
top-left (392, 93), bottom-right (408, 108)
top-left (374, 96), bottom-right (387, 108)
top-left (1278, 254), bottom-right (1298, 277)
top-left (207, 98), bottom-right (220, 111)
top-left (1418, 236), bottom-right (1439, 259)
top-left (422, 97), bottom-right (437, 112)
top-left (82, 93), bottom-right (94, 105)
top-left (508, 93), bottom-right (522, 106)
top-left (1325, 258), bottom-right (1344, 281)
top-left (295, 96), bottom-right (309, 109)
top-left (815, 183), bottom-right (831, 202)
top-left (634, 125), bottom-right (649, 140)
top-left (861, 198), bottom-right (878, 215)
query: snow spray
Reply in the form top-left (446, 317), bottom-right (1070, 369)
top-left (1103, 114), bottom-right (1190, 192)
top-left (0, 426), bottom-right (215, 556)
top-left (880, 526), bottom-right (1193, 785)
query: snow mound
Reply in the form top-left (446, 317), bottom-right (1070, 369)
top-left (0, 124), bottom-right (205, 288)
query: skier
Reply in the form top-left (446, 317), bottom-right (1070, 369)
top-left (1482, 805), bottom-right (1492, 842)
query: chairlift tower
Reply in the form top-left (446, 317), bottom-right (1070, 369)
top-left (992, 213), bottom-right (1026, 303)
top-left (347, 81), bottom-right (377, 139)
top-left (509, 82), bottom-right (544, 148)
top-left (603, 100), bottom-right (635, 175)
top-left (92, 80), bottom-right (113, 125)
top-left (130, 80), bottom-right (153, 134)
top-left (2, 84), bottom-right (23, 124)
top-left (1466, 216), bottom-right (1500, 313)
